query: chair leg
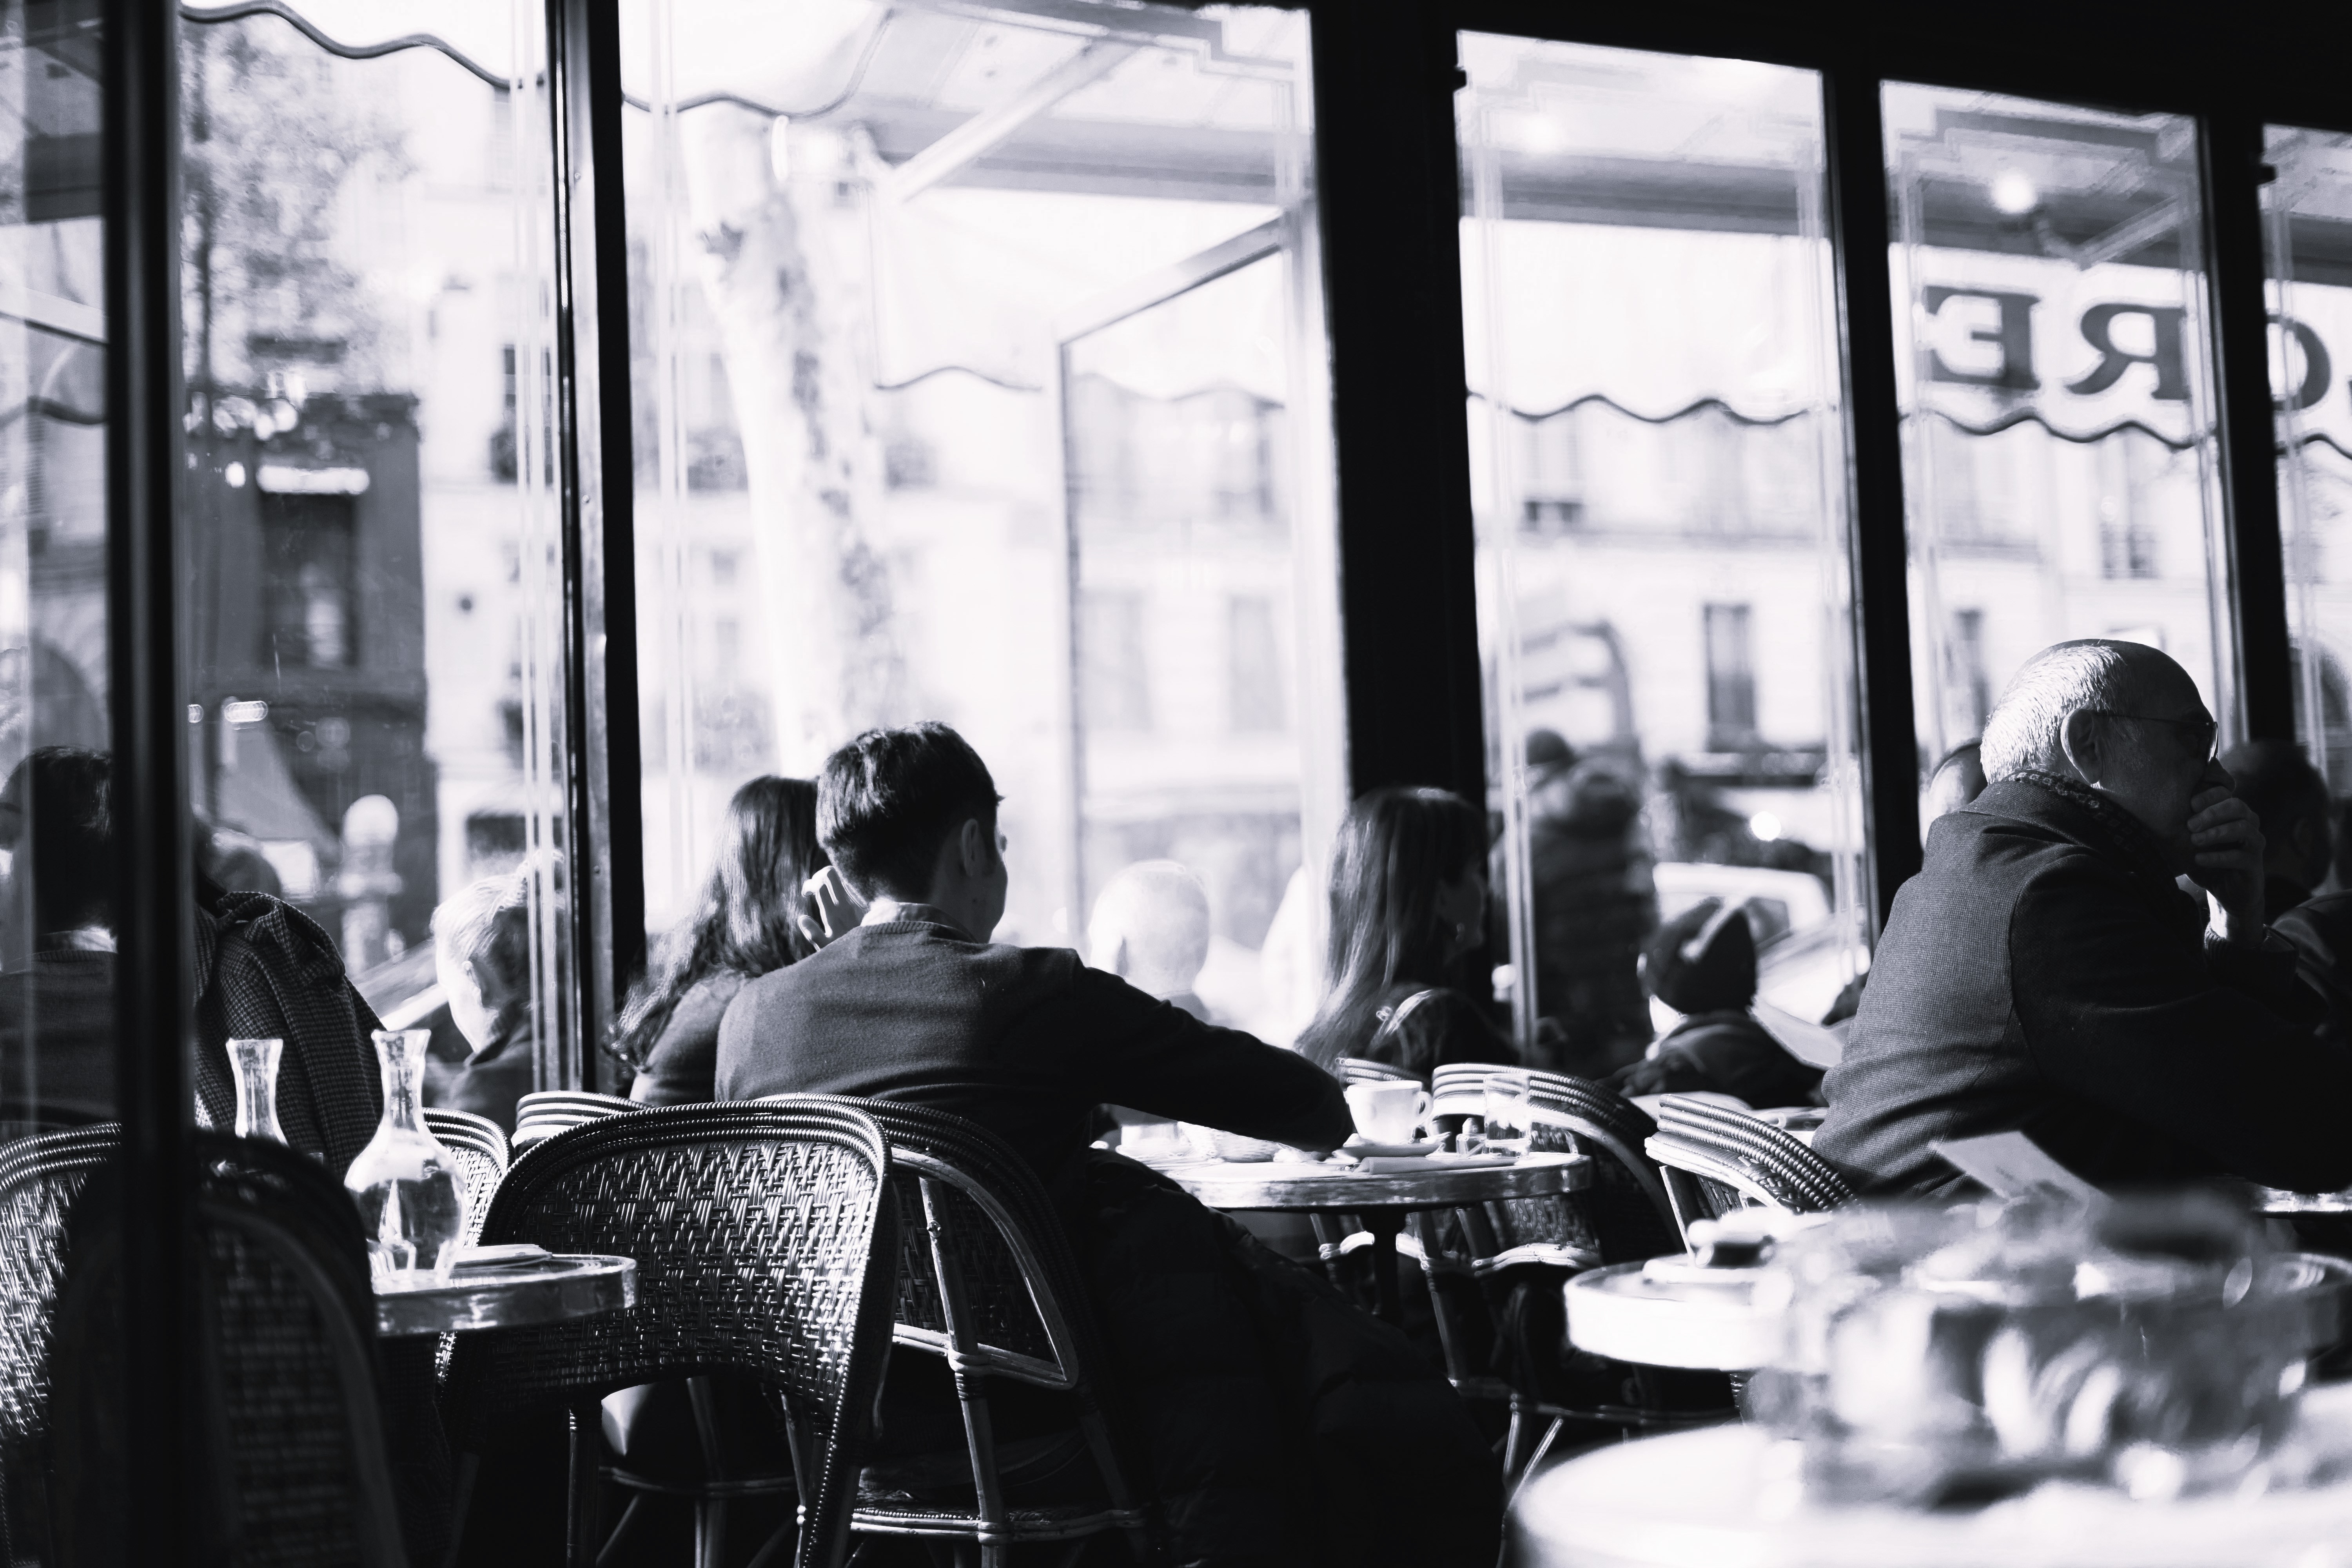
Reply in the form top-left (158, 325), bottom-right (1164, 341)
top-left (594, 1495), bottom-right (650, 1568)
top-left (1504, 1418), bottom-right (1566, 1514)
top-left (566, 1400), bottom-right (603, 1568)
top-left (743, 1521), bottom-right (797, 1568)
top-left (695, 1497), bottom-right (730, 1568)
top-left (1500, 1400), bottom-right (1528, 1481)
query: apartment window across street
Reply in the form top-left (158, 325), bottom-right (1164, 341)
top-left (1703, 603), bottom-right (1759, 749)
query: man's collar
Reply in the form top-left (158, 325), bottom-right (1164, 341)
top-left (1982, 769), bottom-right (2182, 892)
top-left (860, 899), bottom-right (975, 940)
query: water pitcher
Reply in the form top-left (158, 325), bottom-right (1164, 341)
top-left (344, 1028), bottom-right (467, 1281)
top-left (227, 1036), bottom-right (288, 1145)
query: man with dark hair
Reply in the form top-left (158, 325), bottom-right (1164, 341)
top-left (1818, 640), bottom-right (2352, 1196)
top-left (719, 724), bottom-right (1498, 1568)
top-left (721, 721), bottom-right (1348, 1178)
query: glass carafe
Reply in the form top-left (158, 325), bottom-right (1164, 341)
top-left (227, 1036), bottom-right (288, 1145)
top-left (343, 1028), bottom-right (467, 1282)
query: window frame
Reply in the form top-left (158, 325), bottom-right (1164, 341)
top-left (84, 3), bottom-right (2352, 1546)
top-left (1310, 0), bottom-right (2352, 930)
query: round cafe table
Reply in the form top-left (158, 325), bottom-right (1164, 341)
top-left (373, 1253), bottom-right (637, 1339)
top-left (1512, 1381), bottom-right (2352, 1568)
top-left (1564, 1258), bottom-right (1782, 1371)
top-left (1161, 1152), bottom-right (1590, 1324)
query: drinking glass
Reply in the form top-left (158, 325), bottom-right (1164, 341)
top-left (1483, 1072), bottom-right (1535, 1156)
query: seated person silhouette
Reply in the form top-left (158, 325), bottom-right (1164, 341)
top-left (1818, 639), bottom-right (2352, 1197)
top-left (0, 748), bottom-right (118, 1127)
top-left (1613, 897), bottom-right (1823, 1109)
top-left (1087, 858), bottom-right (1215, 1020)
top-left (718, 723), bottom-right (1500, 1568)
top-left (430, 870), bottom-right (538, 1132)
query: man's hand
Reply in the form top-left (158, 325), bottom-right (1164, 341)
top-left (796, 866), bottom-right (868, 951)
top-left (2187, 785), bottom-right (2265, 945)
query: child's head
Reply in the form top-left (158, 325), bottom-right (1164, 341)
top-left (433, 871), bottom-right (534, 1048)
top-left (1640, 897), bottom-right (1757, 1015)
top-left (1087, 860), bottom-right (1212, 1001)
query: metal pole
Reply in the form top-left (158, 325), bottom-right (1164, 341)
top-left (103, 0), bottom-right (194, 1555)
top-left (1822, 64), bottom-right (1923, 930)
top-left (546, 0), bottom-right (647, 1085)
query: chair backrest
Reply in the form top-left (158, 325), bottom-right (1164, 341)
top-left (1341, 1057), bottom-right (1418, 1085)
top-left (443, 1103), bottom-right (899, 1568)
top-left (424, 1108), bottom-right (510, 1171)
top-left (775, 1096), bottom-right (1151, 1533)
top-left (439, 1138), bottom-right (506, 1249)
top-left (515, 1091), bottom-right (636, 1117)
top-left (0, 1125), bottom-right (118, 1562)
top-left (46, 1133), bottom-right (406, 1568)
top-left (1645, 1096), bottom-right (1855, 1239)
top-left (1429, 1066), bottom-right (1681, 1262)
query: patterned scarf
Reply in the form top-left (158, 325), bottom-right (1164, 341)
top-left (2005, 767), bottom-right (2193, 908)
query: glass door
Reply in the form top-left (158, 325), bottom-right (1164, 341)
top-left (1884, 85), bottom-right (2236, 777)
top-left (1059, 226), bottom-right (1343, 1043)
top-left (1457, 37), bottom-right (1866, 1072)
top-left (621, 1), bottom-right (1341, 1042)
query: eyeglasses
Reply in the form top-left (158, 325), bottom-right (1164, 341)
top-left (2084, 710), bottom-right (2219, 762)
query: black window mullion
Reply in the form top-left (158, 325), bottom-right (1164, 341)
top-left (1310, 0), bottom-right (1485, 801)
top-left (102, 0), bottom-right (195, 1552)
top-left (547, 0), bottom-right (646, 1085)
top-left (2200, 111), bottom-right (2295, 745)
top-left (1823, 64), bottom-right (1922, 932)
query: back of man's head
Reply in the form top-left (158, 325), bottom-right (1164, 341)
top-left (0, 747), bottom-right (113, 934)
top-left (2218, 737), bottom-right (2331, 890)
top-left (1087, 860), bottom-right (1211, 999)
top-left (818, 723), bottom-right (1002, 901)
top-left (1979, 639), bottom-right (2183, 782)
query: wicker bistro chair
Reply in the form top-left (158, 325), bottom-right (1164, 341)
top-left (774, 1096), bottom-right (1157, 1567)
top-left (45, 1132), bottom-right (408, 1568)
top-left (425, 1107), bottom-right (511, 1170)
top-left (1644, 1094), bottom-right (1857, 1238)
top-left (512, 1091), bottom-right (639, 1153)
top-left (0, 1125), bottom-right (118, 1563)
top-left (423, 1109), bottom-right (510, 1247)
top-left (1418, 1073), bottom-right (1724, 1474)
top-left (442, 1103), bottom-right (902, 1568)
top-left (1339, 1057), bottom-right (1419, 1086)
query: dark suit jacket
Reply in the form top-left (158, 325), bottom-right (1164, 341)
top-left (716, 913), bottom-right (1353, 1191)
top-left (1816, 775), bottom-right (2352, 1196)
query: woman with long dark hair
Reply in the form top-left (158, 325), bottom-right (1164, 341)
top-left (613, 775), bottom-right (824, 1105)
top-left (1295, 785), bottom-right (1515, 1082)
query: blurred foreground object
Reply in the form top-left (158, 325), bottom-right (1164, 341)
top-left (1748, 1194), bottom-right (2349, 1506)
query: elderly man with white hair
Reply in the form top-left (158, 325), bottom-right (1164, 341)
top-left (1816, 638), bottom-right (2352, 1196)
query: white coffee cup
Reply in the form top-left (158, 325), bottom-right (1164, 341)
top-left (1345, 1080), bottom-right (1431, 1145)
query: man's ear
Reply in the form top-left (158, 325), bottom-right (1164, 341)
top-left (2058, 710), bottom-right (2104, 786)
top-left (959, 817), bottom-right (988, 876)
top-left (1107, 935), bottom-right (1132, 978)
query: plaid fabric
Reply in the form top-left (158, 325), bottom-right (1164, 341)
top-left (192, 891), bottom-right (385, 1178)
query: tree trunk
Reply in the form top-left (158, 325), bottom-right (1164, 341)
top-left (680, 106), bottom-right (900, 771)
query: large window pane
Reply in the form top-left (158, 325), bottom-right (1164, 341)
top-left (1885, 85), bottom-right (2235, 779)
top-left (2267, 127), bottom-right (2352, 820)
top-left (625, 3), bottom-right (1339, 1042)
top-left (0, 1), bottom-right (113, 1129)
top-left (178, 4), bottom-right (575, 1112)
top-left (1457, 38), bottom-right (1866, 1073)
